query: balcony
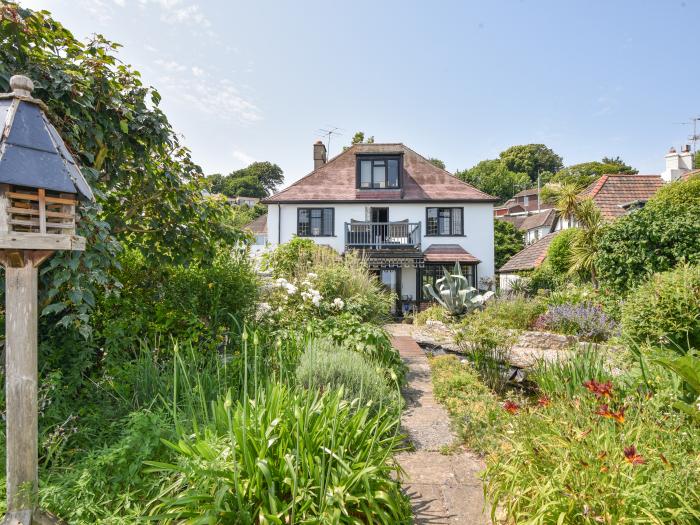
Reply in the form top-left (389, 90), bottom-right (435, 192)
top-left (345, 221), bottom-right (421, 250)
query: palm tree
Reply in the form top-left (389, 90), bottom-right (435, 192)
top-left (544, 182), bottom-right (582, 228)
top-left (568, 198), bottom-right (604, 286)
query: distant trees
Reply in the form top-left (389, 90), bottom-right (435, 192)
top-left (208, 161), bottom-right (284, 198)
top-left (456, 160), bottom-right (529, 202)
top-left (494, 220), bottom-right (524, 269)
top-left (428, 158), bottom-right (446, 169)
top-left (499, 144), bottom-right (563, 184)
top-left (550, 157), bottom-right (637, 188)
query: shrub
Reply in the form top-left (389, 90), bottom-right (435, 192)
top-left (495, 219), bottom-right (525, 269)
top-left (296, 339), bottom-right (401, 412)
top-left (147, 383), bottom-right (411, 524)
top-left (595, 184), bottom-right (700, 294)
top-left (262, 237), bottom-right (334, 278)
top-left (524, 263), bottom-right (562, 294)
top-left (308, 314), bottom-right (406, 383)
top-left (535, 302), bottom-right (618, 342)
top-left (430, 355), bottom-right (509, 454)
top-left (485, 379), bottom-right (700, 524)
top-left (621, 264), bottom-right (700, 353)
top-left (547, 228), bottom-right (578, 275)
top-left (414, 304), bottom-right (451, 326)
top-left (483, 295), bottom-right (546, 330)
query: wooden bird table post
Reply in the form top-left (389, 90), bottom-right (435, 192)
top-left (0, 76), bottom-right (93, 525)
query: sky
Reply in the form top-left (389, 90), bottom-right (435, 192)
top-left (20, 0), bottom-right (700, 187)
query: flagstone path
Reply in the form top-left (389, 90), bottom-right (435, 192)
top-left (390, 330), bottom-right (492, 524)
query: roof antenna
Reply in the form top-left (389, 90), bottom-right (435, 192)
top-left (675, 116), bottom-right (700, 153)
top-left (318, 126), bottom-right (343, 157)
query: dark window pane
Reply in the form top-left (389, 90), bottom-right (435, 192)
top-left (322, 208), bottom-right (334, 235)
top-left (452, 208), bottom-right (463, 235)
top-left (439, 209), bottom-right (451, 235)
top-left (388, 159), bottom-right (399, 187)
top-left (360, 161), bottom-right (372, 188)
top-left (298, 209), bottom-right (310, 236)
top-left (427, 208), bottom-right (438, 236)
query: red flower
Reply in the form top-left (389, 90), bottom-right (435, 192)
top-left (623, 445), bottom-right (645, 465)
top-left (503, 400), bottom-right (519, 414)
top-left (595, 404), bottom-right (625, 423)
top-left (537, 396), bottom-right (551, 408)
top-left (583, 379), bottom-right (613, 398)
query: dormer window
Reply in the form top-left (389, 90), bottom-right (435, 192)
top-left (357, 155), bottom-right (401, 189)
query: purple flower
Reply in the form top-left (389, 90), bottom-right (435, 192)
top-left (536, 302), bottom-right (619, 342)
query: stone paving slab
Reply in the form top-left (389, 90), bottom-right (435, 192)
top-left (391, 334), bottom-right (492, 525)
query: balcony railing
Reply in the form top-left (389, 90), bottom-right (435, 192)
top-left (345, 221), bottom-right (421, 250)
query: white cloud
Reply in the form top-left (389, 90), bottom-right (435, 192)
top-left (232, 150), bottom-right (256, 166)
top-left (154, 58), bottom-right (187, 72)
top-left (136, 0), bottom-right (211, 28)
top-left (191, 66), bottom-right (205, 77)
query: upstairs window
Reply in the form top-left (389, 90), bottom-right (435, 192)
top-left (357, 155), bottom-right (401, 189)
top-left (297, 208), bottom-right (334, 237)
top-left (426, 207), bottom-right (463, 236)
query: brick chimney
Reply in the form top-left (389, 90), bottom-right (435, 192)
top-left (662, 145), bottom-right (694, 182)
top-left (313, 140), bottom-right (327, 170)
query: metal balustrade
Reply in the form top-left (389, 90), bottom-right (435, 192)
top-left (345, 221), bottom-right (421, 249)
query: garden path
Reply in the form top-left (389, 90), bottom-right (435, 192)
top-left (389, 329), bottom-right (492, 525)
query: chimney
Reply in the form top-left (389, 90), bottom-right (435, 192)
top-left (662, 145), bottom-right (693, 182)
top-left (313, 140), bottom-right (327, 170)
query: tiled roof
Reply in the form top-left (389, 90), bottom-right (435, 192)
top-left (498, 232), bottom-right (559, 273)
top-left (262, 143), bottom-right (498, 204)
top-left (497, 215), bottom-right (526, 229)
top-left (519, 208), bottom-right (556, 231)
top-left (424, 244), bottom-right (480, 263)
top-left (244, 213), bottom-right (267, 234)
top-left (513, 187), bottom-right (539, 197)
top-left (579, 174), bottom-right (664, 219)
top-left (681, 169), bottom-right (700, 181)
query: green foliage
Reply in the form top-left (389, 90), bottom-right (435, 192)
top-left (499, 144), bottom-right (563, 183)
top-left (494, 219), bottom-right (524, 269)
top-left (482, 295), bottom-right (547, 330)
top-left (147, 383), bottom-right (411, 524)
top-left (428, 157), bottom-right (446, 169)
top-left (551, 157), bottom-right (637, 188)
top-left (655, 354), bottom-right (700, 422)
top-left (414, 304), bottom-right (451, 326)
top-left (262, 237), bottom-right (327, 279)
top-left (430, 355), bottom-right (509, 454)
top-left (96, 248), bottom-right (258, 353)
top-left (596, 180), bottom-right (700, 294)
top-left (423, 262), bottom-right (493, 316)
top-left (485, 381), bottom-right (700, 524)
top-left (350, 131), bottom-right (374, 145)
top-left (296, 339), bottom-right (401, 413)
top-left (308, 314), bottom-right (405, 384)
top-left (207, 161), bottom-right (284, 198)
top-left (531, 348), bottom-right (612, 399)
top-left (456, 159), bottom-right (530, 202)
top-left (547, 228), bottom-right (577, 275)
top-left (621, 264), bottom-right (700, 353)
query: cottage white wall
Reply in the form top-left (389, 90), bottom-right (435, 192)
top-left (267, 202), bottom-right (495, 284)
top-left (499, 273), bottom-right (521, 291)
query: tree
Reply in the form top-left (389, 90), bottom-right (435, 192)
top-left (455, 159), bottom-right (530, 203)
top-left (499, 144), bottom-right (563, 183)
top-left (0, 3), bottom-right (244, 332)
top-left (567, 198), bottom-right (604, 285)
top-left (494, 219), bottom-right (524, 269)
top-left (351, 131), bottom-right (374, 145)
top-left (428, 158), bottom-right (446, 170)
top-left (595, 178), bottom-right (700, 294)
top-left (551, 157), bottom-right (637, 188)
top-left (695, 151), bottom-right (700, 170)
top-left (547, 228), bottom-right (577, 275)
top-left (208, 161), bottom-right (284, 198)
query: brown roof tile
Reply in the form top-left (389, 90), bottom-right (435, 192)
top-left (424, 244), bottom-right (480, 263)
top-left (244, 213), bottom-right (267, 234)
top-left (519, 208), bottom-right (556, 231)
top-left (498, 232), bottom-right (559, 273)
top-left (579, 174), bottom-right (664, 219)
top-left (497, 215), bottom-right (526, 229)
top-left (262, 143), bottom-right (498, 203)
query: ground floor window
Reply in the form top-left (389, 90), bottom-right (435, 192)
top-left (419, 262), bottom-right (477, 300)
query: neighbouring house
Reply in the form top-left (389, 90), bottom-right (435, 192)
top-left (232, 195), bottom-right (260, 207)
top-left (494, 187), bottom-right (550, 217)
top-left (661, 145), bottom-right (694, 182)
top-left (244, 213), bottom-right (268, 251)
top-left (497, 232), bottom-right (558, 290)
top-left (519, 208), bottom-right (557, 244)
top-left (262, 141), bottom-right (498, 314)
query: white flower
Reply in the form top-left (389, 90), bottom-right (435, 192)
top-left (300, 291), bottom-right (312, 301)
top-left (312, 295), bottom-right (322, 306)
top-left (285, 283), bottom-right (297, 295)
top-left (332, 297), bottom-right (345, 310)
top-left (257, 302), bottom-right (271, 314)
top-left (301, 280), bottom-right (312, 288)
top-left (307, 272), bottom-right (317, 279)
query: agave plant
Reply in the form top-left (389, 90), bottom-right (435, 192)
top-left (423, 262), bottom-right (493, 316)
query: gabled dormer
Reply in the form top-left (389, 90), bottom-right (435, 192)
top-left (356, 153), bottom-right (403, 190)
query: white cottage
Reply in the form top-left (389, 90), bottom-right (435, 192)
top-left (262, 142), bottom-right (497, 313)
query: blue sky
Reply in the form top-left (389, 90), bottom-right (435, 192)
top-left (21, 0), bottom-right (700, 186)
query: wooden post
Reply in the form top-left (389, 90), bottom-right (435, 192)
top-left (1, 251), bottom-right (52, 524)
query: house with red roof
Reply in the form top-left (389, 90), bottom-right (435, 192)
top-left (262, 142), bottom-right (498, 313)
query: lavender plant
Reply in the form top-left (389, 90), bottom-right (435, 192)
top-left (536, 302), bottom-right (619, 342)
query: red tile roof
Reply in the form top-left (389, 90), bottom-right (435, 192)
top-left (579, 174), bottom-right (664, 219)
top-left (498, 232), bottom-right (559, 273)
top-left (519, 208), bottom-right (556, 231)
top-left (681, 169), bottom-right (700, 181)
top-left (262, 143), bottom-right (498, 204)
top-left (423, 244), bottom-right (480, 264)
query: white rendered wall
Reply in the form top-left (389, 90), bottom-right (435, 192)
top-left (499, 273), bottom-right (521, 291)
top-left (267, 202), bottom-right (495, 284)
